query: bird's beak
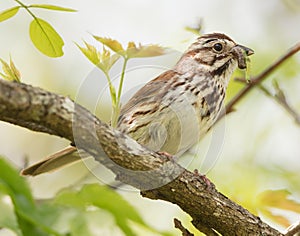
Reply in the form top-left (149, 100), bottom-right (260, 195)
top-left (237, 44), bottom-right (254, 56)
top-left (231, 44), bottom-right (254, 69)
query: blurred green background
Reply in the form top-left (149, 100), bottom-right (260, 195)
top-left (0, 0), bottom-right (300, 235)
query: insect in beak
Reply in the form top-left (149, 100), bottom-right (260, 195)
top-left (231, 45), bottom-right (254, 69)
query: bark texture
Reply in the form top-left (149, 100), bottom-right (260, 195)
top-left (0, 79), bottom-right (283, 235)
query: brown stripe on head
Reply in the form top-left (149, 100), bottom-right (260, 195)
top-left (199, 33), bottom-right (235, 43)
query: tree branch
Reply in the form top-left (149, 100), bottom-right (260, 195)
top-left (174, 218), bottom-right (194, 236)
top-left (0, 79), bottom-right (283, 235)
top-left (259, 81), bottom-right (300, 126)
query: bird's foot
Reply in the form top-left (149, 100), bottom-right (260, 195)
top-left (157, 151), bottom-right (174, 161)
top-left (194, 169), bottom-right (214, 189)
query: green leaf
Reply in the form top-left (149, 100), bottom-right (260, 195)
top-left (29, 18), bottom-right (64, 57)
top-left (55, 184), bottom-right (147, 235)
top-left (93, 36), bottom-right (125, 56)
top-left (28, 4), bottom-right (77, 12)
top-left (69, 216), bottom-right (89, 236)
top-left (0, 158), bottom-right (34, 208)
top-left (0, 158), bottom-right (62, 235)
top-left (0, 186), bottom-right (22, 236)
top-left (0, 6), bottom-right (20, 23)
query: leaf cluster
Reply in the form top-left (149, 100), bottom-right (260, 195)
top-left (0, 158), bottom-right (171, 236)
top-left (77, 36), bottom-right (165, 127)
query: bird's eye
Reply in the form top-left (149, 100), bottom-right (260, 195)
top-left (213, 43), bottom-right (223, 52)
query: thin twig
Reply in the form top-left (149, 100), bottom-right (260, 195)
top-left (174, 218), bottom-right (194, 236)
top-left (259, 82), bottom-right (300, 126)
top-left (224, 42), bottom-right (300, 115)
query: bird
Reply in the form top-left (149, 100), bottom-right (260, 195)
top-left (21, 32), bottom-right (254, 176)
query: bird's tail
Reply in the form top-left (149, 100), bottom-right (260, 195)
top-left (21, 146), bottom-right (85, 176)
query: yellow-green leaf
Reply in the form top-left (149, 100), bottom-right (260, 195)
top-left (9, 58), bottom-right (21, 82)
top-left (28, 4), bottom-right (76, 12)
top-left (126, 43), bottom-right (165, 58)
top-left (0, 6), bottom-right (20, 23)
top-left (99, 47), bottom-right (120, 72)
top-left (93, 36), bottom-right (125, 55)
top-left (0, 59), bottom-right (10, 76)
top-left (76, 41), bottom-right (100, 66)
top-left (0, 58), bottom-right (21, 82)
top-left (77, 41), bottom-right (120, 74)
top-left (29, 18), bottom-right (64, 57)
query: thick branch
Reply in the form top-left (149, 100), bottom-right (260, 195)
top-left (0, 79), bottom-right (282, 235)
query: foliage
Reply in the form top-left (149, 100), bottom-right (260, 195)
top-left (0, 57), bottom-right (21, 82)
top-left (0, 0), bottom-right (76, 57)
top-left (213, 163), bottom-right (300, 229)
top-left (0, 158), bottom-right (172, 236)
top-left (77, 37), bottom-right (165, 127)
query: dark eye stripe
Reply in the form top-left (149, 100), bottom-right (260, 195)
top-left (204, 38), bottom-right (218, 44)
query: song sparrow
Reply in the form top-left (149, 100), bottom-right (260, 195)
top-left (21, 33), bottom-right (254, 176)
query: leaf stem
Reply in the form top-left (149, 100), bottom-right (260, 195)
top-left (13, 0), bottom-right (35, 19)
top-left (103, 70), bottom-right (118, 127)
top-left (117, 57), bottom-right (128, 102)
top-left (111, 57), bottom-right (128, 127)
